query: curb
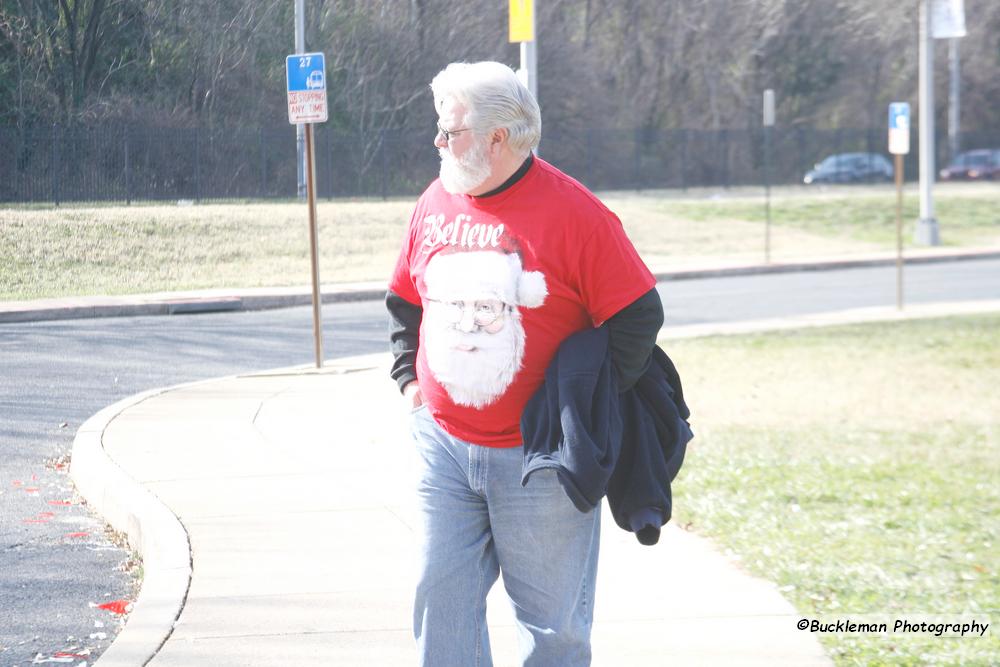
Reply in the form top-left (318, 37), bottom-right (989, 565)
top-left (70, 387), bottom-right (194, 667)
top-left (654, 248), bottom-right (1000, 282)
top-left (67, 356), bottom-right (390, 666)
top-left (0, 283), bottom-right (387, 324)
top-left (4, 249), bottom-right (1000, 324)
top-left (660, 299), bottom-right (1000, 339)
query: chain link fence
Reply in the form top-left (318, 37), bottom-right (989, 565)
top-left (1, 124), bottom-right (998, 204)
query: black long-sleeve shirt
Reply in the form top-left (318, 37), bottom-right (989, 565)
top-left (387, 289), bottom-right (423, 393)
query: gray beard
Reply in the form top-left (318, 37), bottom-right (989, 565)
top-left (439, 139), bottom-right (491, 195)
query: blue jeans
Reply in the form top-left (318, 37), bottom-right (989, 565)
top-left (410, 406), bottom-right (601, 667)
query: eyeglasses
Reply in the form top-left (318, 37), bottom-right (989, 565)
top-left (436, 123), bottom-right (472, 142)
top-left (428, 298), bottom-right (508, 328)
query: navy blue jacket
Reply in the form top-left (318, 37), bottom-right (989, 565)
top-left (520, 326), bottom-right (692, 545)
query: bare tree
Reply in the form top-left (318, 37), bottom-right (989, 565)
top-left (0, 0), bottom-right (148, 122)
top-left (1, 0), bottom-right (997, 135)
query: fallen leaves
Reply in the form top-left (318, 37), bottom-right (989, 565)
top-left (95, 599), bottom-right (131, 615)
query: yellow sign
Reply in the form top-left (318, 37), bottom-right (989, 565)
top-left (509, 0), bottom-right (535, 43)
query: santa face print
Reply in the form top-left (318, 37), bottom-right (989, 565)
top-left (422, 249), bottom-right (547, 409)
top-left (424, 296), bottom-right (525, 408)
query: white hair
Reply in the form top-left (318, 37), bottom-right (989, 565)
top-left (430, 61), bottom-right (541, 156)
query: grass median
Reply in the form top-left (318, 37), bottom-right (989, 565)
top-left (667, 313), bottom-right (999, 665)
top-left (662, 186), bottom-right (1000, 248)
top-left (2, 183), bottom-right (998, 300)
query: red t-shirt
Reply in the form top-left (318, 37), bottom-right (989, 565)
top-left (389, 157), bottom-right (655, 447)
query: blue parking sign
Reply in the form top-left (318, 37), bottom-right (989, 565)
top-left (888, 103), bottom-right (910, 131)
top-left (888, 102), bottom-right (910, 155)
top-left (287, 53), bottom-right (326, 92)
top-left (286, 52), bottom-right (327, 124)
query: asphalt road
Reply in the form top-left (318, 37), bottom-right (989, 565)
top-left (1, 257), bottom-right (998, 664)
top-left (659, 258), bottom-right (1000, 324)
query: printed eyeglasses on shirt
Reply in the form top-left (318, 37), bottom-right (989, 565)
top-left (427, 298), bottom-right (510, 330)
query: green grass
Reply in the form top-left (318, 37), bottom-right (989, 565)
top-left (0, 200), bottom-right (413, 299)
top-left (2, 183), bottom-right (998, 300)
top-left (663, 189), bottom-right (1000, 247)
top-left (666, 314), bottom-right (1000, 665)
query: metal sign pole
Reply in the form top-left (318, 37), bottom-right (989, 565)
top-left (295, 0), bottom-right (307, 200)
top-left (889, 101), bottom-right (911, 311)
top-left (764, 127), bottom-right (772, 264)
top-left (762, 89), bottom-right (775, 264)
top-left (304, 122), bottom-right (323, 368)
top-left (895, 153), bottom-right (904, 310)
top-left (286, 52), bottom-right (328, 369)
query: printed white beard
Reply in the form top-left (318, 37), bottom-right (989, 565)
top-left (424, 307), bottom-right (526, 408)
top-left (439, 139), bottom-right (492, 195)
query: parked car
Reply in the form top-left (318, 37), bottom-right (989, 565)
top-left (939, 149), bottom-right (1000, 181)
top-left (803, 153), bottom-right (894, 184)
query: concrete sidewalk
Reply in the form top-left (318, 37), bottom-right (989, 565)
top-left (73, 354), bottom-right (834, 667)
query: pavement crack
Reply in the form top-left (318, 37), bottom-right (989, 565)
top-left (250, 386), bottom-right (296, 428)
top-left (251, 400), bottom-right (265, 426)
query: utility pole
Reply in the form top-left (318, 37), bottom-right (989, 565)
top-left (915, 0), bottom-right (939, 246)
top-left (510, 1), bottom-right (538, 107)
top-left (762, 89), bottom-right (775, 264)
top-left (295, 0), bottom-right (307, 200)
top-left (520, 28), bottom-right (538, 103)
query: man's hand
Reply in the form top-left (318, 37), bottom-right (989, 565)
top-left (403, 381), bottom-right (423, 410)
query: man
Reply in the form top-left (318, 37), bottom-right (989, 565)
top-left (387, 61), bottom-right (664, 666)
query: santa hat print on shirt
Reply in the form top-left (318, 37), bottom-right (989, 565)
top-left (423, 247), bottom-right (547, 308)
